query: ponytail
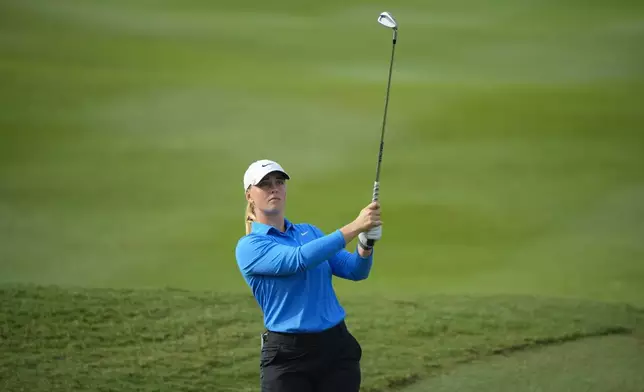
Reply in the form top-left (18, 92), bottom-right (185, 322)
top-left (245, 200), bottom-right (256, 235)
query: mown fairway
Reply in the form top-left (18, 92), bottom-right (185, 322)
top-left (1, 0), bottom-right (643, 391)
top-left (403, 335), bottom-right (644, 392)
top-left (2, 0), bottom-right (643, 302)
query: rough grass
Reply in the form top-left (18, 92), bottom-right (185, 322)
top-left (1, 285), bottom-right (642, 392)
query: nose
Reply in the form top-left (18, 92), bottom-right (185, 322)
top-left (268, 180), bottom-right (279, 192)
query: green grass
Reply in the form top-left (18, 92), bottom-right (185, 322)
top-left (1, 285), bottom-right (642, 392)
top-left (1, 0), bottom-right (643, 305)
top-left (403, 335), bottom-right (644, 392)
top-left (1, 1), bottom-right (644, 390)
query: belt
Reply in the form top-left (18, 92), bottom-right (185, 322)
top-left (264, 320), bottom-right (348, 346)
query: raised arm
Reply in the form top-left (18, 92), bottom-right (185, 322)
top-left (236, 230), bottom-right (347, 276)
top-left (309, 225), bottom-right (374, 281)
top-left (236, 201), bottom-right (381, 277)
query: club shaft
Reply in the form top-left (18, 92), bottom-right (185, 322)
top-left (372, 30), bottom-right (397, 202)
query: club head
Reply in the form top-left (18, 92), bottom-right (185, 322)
top-left (377, 12), bottom-right (397, 29)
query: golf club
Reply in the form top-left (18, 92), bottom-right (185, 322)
top-left (367, 11), bottom-right (398, 246)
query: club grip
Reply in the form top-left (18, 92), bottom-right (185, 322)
top-left (367, 181), bottom-right (380, 246)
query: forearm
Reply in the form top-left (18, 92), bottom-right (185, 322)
top-left (299, 230), bottom-right (347, 268)
top-left (236, 230), bottom-right (347, 276)
top-left (352, 248), bottom-right (373, 279)
top-left (340, 222), bottom-right (362, 245)
top-left (330, 247), bottom-right (373, 281)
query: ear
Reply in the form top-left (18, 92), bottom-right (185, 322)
top-left (245, 189), bottom-right (252, 203)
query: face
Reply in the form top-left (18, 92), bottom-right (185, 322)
top-left (246, 172), bottom-right (287, 216)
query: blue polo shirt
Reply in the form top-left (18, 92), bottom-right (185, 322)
top-left (235, 218), bottom-right (373, 333)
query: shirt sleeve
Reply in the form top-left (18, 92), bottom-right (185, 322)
top-left (328, 248), bottom-right (374, 281)
top-left (235, 229), bottom-right (347, 276)
top-left (309, 225), bottom-right (373, 281)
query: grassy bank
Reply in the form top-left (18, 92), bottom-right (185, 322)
top-left (1, 285), bottom-right (642, 392)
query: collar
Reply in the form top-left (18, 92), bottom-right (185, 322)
top-left (251, 218), bottom-right (294, 235)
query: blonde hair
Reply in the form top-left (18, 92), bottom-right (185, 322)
top-left (245, 199), bottom-right (256, 235)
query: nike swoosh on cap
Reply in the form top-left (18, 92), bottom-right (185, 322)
top-left (261, 163), bottom-right (271, 167)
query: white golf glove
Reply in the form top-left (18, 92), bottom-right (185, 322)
top-left (358, 225), bottom-right (382, 250)
top-left (366, 225), bottom-right (382, 240)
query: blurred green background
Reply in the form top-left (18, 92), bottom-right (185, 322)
top-left (1, 0), bottom-right (643, 304)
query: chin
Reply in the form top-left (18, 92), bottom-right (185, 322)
top-left (262, 207), bottom-right (283, 216)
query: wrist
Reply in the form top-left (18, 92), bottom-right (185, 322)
top-left (357, 244), bottom-right (373, 258)
top-left (357, 232), bottom-right (373, 251)
top-left (340, 221), bottom-right (362, 244)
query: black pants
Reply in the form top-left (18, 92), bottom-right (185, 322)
top-left (259, 320), bottom-right (362, 392)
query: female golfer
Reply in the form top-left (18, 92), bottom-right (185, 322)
top-left (235, 159), bottom-right (382, 392)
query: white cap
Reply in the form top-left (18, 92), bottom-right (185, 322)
top-left (243, 159), bottom-right (290, 190)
